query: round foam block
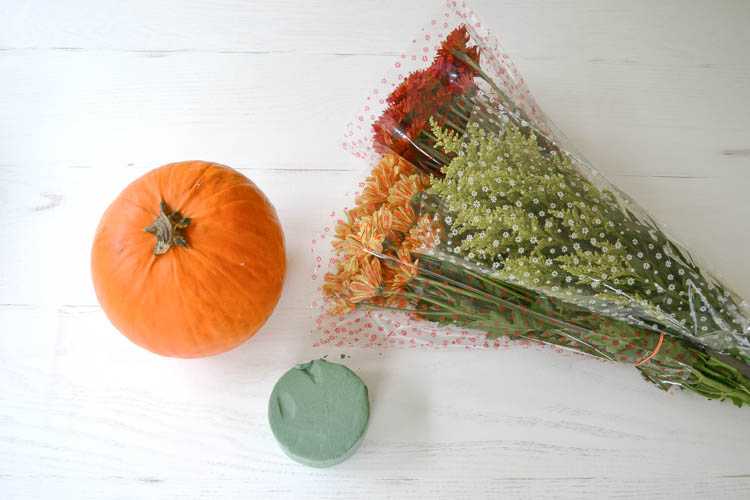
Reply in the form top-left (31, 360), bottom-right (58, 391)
top-left (268, 359), bottom-right (370, 467)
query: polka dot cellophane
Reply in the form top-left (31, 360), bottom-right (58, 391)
top-left (310, 0), bottom-right (750, 360)
top-left (311, 1), bottom-right (556, 352)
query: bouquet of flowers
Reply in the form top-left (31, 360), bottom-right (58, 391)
top-left (315, 4), bottom-right (750, 406)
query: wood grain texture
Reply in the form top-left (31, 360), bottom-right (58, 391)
top-left (1, 1), bottom-right (750, 499)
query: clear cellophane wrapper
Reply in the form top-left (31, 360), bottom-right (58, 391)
top-left (310, 1), bottom-right (750, 401)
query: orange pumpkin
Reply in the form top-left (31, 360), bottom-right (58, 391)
top-left (91, 161), bottom-right (285, 357)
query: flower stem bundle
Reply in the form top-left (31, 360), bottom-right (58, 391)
top-left (323, 25), bottom-right (750, 406)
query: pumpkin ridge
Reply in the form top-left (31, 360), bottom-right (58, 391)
top-left (105, 250), bottom-right (157, 349)
top-left (181, 179), bottom-right (256, 215)
top-left (192, 219), bottom-right (284, 279)
top-left (189, 211), bottom-right (280, 243)
top-left (199, 196), bottom-right (273, 213)
top-left (140, 170), bottom-right (170, 215)
top-left (187, 246), bottom-right (269, 327)
top-left (173, 163), bottom-right (213, 212)
top-left (189, 200), bottom-right (281, 238)
top-left (136, 254), bottom-right (161, 345)
top-left (201, 244), bottom-right (267, 292)
top-left (147, 249), bottom-right (231, 356)
top-left (169, 252), bottom-right (205, 356)
top-left (98, 225), bottom-right (155, 282)
top-left (120, 195), bottom-right (156, 218)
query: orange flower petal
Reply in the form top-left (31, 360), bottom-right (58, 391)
top-left (350, 257), bottom-right (383, 303)
top-left (391, 204), bottom-right (417, 234)
top-left (328, 297), bottom-right (355, 315)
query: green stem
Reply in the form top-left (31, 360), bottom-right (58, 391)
top-left (401, 291), bottom-right (475, 319)
top-left (459, 264), bottom-right (531, 303)
top-left (448, 103), bottom-right (472, 123)
top-left (413, 274), bottom-right (597, 341)
top-left (359, 303), bottom-right (457, 317)
top-left (414, 133), bottom-right (453, 165)
top-left (440, 115), bottom-right (467, 135)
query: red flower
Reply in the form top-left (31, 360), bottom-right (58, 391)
top-left (436, 26), bottom-right (480, 70)
top-left (387, 67), bottom-right (429, 108)
top-left (372, 25), bottom-right (481, 160)
top-left (387, 27), bottom-right (479, 109)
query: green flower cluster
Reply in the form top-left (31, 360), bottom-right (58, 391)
top-left (428, 118), bottom-right (750, 364)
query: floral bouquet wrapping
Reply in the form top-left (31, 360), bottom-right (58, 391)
top-left (312, 2), bottom-right (750, 406)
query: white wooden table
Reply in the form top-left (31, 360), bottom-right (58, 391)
top-left (2, 1), bottom-right (750, 498)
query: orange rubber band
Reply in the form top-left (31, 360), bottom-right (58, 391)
top-left (634, 332), bottom-right (665, 366)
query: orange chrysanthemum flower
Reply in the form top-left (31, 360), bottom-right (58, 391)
top-left (370, 206), bottom-right (393, 235)
top-left (347, 204), bottom-right (372, 221)
top-left (334, 217), bottom-right (354, 241)
top-left (372, 204), bottom-right (408, 244)
top-left (387, 153), bottom-right (416, 177)
top-left (340, 252), bottom-right (361, 276)
top-left (387, 174), bottom-right (429, 207)
top-left (332, 217), bottom-right (355, 253)
top-left (323, 267), bottom-right (356, 315)
top-left (322, 268), bottom-right (352, 297)
top-left (342, 217), bottom-right (385, 258)
top-left (355, 182), bottom-right (389, 211)
top-left (392, 247), bottom-right (419, 289)
top-left (350, 257), bottom-right (383, 303)
top-left (326, 154), bottom-right (432, 316)
top-left (390, 204), bottom-right (417, 234)
top-left (356, 154), bottom-right (414, 209)
top-left (381, 250), bottom-right (417, 309)
top-left (328, 297), bottom-right (355, 315)
top-left (372, 157), bottom-right (400, 189)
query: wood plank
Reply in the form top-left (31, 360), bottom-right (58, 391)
top-left (2, 303), bottom-right (750, 499)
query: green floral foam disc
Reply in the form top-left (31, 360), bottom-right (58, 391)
top-left (268, 359), bottom-right (370, 468)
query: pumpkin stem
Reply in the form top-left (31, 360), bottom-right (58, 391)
top-left (144, 200), bottom-right (191, 255)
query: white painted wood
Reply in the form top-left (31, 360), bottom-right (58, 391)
top-left (2, 1), bottom-right (749, 498)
